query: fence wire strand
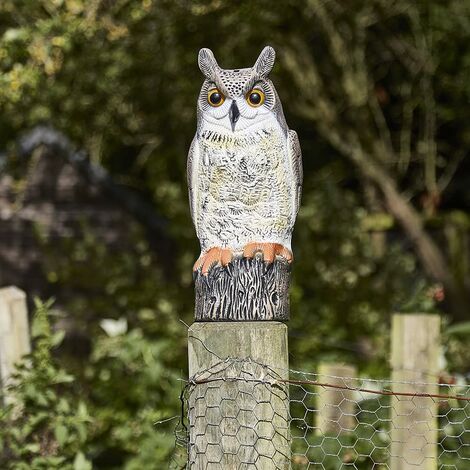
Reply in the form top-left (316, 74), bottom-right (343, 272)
top-left (173, 358), bottom-right (470, 469)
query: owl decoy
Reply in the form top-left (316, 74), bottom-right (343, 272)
top-left (188, 46), bottom-right (302, 275)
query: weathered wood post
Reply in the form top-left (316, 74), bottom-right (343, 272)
top-left (390, 313), bottom-right (440, 470)
top-left (0, 286), bottom-right (31, 403)
top-left (188, 322), bottom-right (290, 468)
top-left (186, 46), bottom-right (302, 469)
top-left (316, 363), bottom-right (357, 435)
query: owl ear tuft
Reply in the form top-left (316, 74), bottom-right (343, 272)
top-left (198, 48), bottom-right (219, 80)
top-left (253, 46), bottom-right (276, 78)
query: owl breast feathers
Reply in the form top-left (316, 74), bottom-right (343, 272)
top-left (188, 46), bottom-right (302, 274)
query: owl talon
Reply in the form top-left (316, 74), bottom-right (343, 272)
top-left (193, 247), bottom-right (234, 275)
top-left (242, 242), bottom-right (293, 264)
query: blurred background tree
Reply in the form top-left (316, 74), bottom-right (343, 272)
top-left (0, 0), bottom-right (468, 468)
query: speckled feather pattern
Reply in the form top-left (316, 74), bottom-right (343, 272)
top-left (188, 46), bottom-right (302, 259)
top-left (196, 122), bottom-right (293, 252)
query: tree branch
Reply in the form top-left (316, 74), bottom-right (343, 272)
top-left (321, 126), bottom-right (468, 319)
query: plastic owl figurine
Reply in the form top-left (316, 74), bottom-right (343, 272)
top-left (188, 46), bottom-right (302, 275)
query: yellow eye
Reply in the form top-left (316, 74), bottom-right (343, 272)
top-left (207, 88), bottom-right (225, 107)
top-left (246, 89), bottom-right (265, 107)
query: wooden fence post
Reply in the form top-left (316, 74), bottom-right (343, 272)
top-left (390, 313), bottom-right (440, 470)
top-left (316, 363), bottom-right (358, 435)
top-left (0, 286), bottom-right (31, 403)
top-left (188, 321), bottom-right (290, 469)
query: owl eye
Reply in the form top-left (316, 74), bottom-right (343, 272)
top-left (246, 89), bottom-right (265, 107)
top-left (207, 89), bottom-right (225, 107)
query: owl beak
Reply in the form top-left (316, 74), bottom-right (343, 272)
top-left (229, 101), bottom-right (240, 131)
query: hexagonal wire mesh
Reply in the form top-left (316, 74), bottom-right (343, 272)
top-left (173, 358), bottom-right (470, 469)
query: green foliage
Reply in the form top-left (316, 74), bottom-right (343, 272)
top-left (87, 327), bottom-right (182, 467)
top-left (290, 173), bottom-right (421, 376)
top-left (39, 226), bottom-right (186, 467)
top-left (446, 322), bottom-right (470, 336)
top-left (442, 320), bottom-right (470, 375)
top-left (397, 280), bottom-right (441, 314)
top-left (0, 0), bottom-right (468, 467)
top-left (0, 299), bottom-right (92, 470)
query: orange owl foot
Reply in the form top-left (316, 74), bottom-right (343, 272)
top-left (242, 242), bottom-right (293, 264)
top-left (193, 247), bottom-right (234, 275)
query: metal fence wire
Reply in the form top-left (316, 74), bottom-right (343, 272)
top-left (173, 357), bottom-right (470, 469)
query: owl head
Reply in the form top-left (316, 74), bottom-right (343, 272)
top-left (196, 46), bottom-right (286, 133)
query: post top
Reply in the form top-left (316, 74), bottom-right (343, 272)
top-left (0, 286), bottom-right (26, 301)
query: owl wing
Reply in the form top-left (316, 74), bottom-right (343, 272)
top-left (187, 135), bottom-right (200, 233)
top-left (288, 129), bottom-right (303, 216)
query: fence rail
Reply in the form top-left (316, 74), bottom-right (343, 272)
top-left (175, 358), bottom-right (470, 469)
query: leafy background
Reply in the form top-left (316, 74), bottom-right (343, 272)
top-left (0, 0), bottom-right (469, 468)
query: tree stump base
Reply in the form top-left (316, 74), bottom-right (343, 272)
top-left (194, 256), bottom-right (290, 321)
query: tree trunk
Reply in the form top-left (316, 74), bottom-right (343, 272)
top-left (328, 132), bottom-right (468, 320)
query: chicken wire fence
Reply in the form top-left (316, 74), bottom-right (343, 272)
top-left (172, 357), bottom-right (470, 469)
